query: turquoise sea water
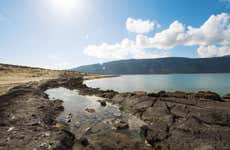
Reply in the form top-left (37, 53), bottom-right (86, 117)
top-left (85, 74), bottom-right (230, 95)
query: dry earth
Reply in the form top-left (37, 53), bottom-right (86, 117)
top-left (0, 63), bottom-right (82, 95)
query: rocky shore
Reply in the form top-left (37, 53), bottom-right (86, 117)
top-left (78, 78), bottom-right (230, 149)
top-left (1, 76), bottom-right (230, 150)
top-left (0, 79), bottom-right (79, 150)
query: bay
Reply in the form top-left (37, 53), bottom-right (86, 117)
top-left (85, 74), bottom-right (230, 95)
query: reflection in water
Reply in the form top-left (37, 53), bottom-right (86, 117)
top-left (85, 74), bottom-right (230, 95)
top-left (45, 87), bottom-right (146, 139)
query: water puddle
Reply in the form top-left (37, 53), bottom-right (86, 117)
top-left (45, 87), bottom-right (146, 140)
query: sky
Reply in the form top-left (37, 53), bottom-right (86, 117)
top-left (1, 0), bottom-right (230, 69)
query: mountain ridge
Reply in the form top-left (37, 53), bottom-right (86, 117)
top-left (73, 56), bottom-right (230, 74)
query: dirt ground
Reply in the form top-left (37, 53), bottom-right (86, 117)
top-left (0, 63), bottom-right (82, 95)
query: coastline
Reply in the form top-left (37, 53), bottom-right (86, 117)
top-left (84, 74), bottom-right (230, 96)
top-left (1, 75), bottom-right (230, 149)
top-left (83, 74), bottom-right (119, 80)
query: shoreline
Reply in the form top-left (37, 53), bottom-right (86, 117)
top-left (83, 74), bottom-right (230, 96)
top-left (76, 78), bottom-right (230, 149)
top-left (1, 76), bottom-right (230, 149)
top-left (83, 74), bottom-right (118, 80)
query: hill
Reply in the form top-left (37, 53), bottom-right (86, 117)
top-left (73, 56), bottom-right (230, 74)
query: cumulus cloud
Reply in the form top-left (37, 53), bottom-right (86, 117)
top-left (136, 21), bottom-right (187, 49)
top-left (84, 40), bottom-right (132, 59)
top-left (84, 38), bottom-right (167, 59)
top-left (198, 45), bottom-right (230, 57)
top-left (185, 13), bottom-right (230, 46)
top-left (84, 13), bottom-right (230, 59)
top-left (126, 18), bottom-right (160, 34)
top-left (135, 13), bottom-right (230, 49)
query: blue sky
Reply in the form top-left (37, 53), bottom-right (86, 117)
top-left (1, 0), bottom-right (230, 69)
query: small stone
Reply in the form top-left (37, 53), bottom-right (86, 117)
top-left (140, 125), bottom-right (149, 138)
top-left (27, 121), bottom-right (40, 126)
top-left (44, 132), bottom-right (50, 137)
top-left (55, 106), bottom-right (64, 111)
top-left (114, 120), bottom-right (129, 130)
top-left (223, 94), bottom-right (230, 100)
top-left (134, 91), bottom-right (146, 96)
top-left (100, 100), bottom-right (107, 107)
top-left (85, 108), bottom-right (96, 113)
top-left (55, 122), bottom-right (66, 129)
top-left (113, 112), bottom-right (122, 117)
top-left (74, 121), bottom-right (80, 128)
top-left (66, 118), bottom-right (72, 123)
top-left (79, 137), bottom-right (89, 147)
top-left (7, 137), bottom-right (10, 141)
top-left (145, 140), bottom-right (151, 146)
top-left (67, 113), bottom-right (72, 118)
top-left (68, 113), bottom-right (72, 116)
top-left (7, 127), bottom-right (15, 132)
top-left (85, 127), bottom-right (91, 132)
top-left (40, 143), bottom-right (49, 148)
top-left (111, 127), bottom-right (116, 130)
top-left (19, 135), bottom-right (25, 139)
top-left (11, 115), bottom-right (16, 120)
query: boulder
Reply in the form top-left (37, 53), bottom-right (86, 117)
top-left (113, 120), bottom-right (129, 130)
top-left (134, 91), bottom-right (146, 96)
top-left (223, 94), bottom-right (230, 100)
top-left (147, 92), bottom-right (159, 97)
top-left (157, 91), bottom-right (167, 97)
top-left (98, 100), bottom-right (107, 107)
top-left (195, 91), bottom-right (223, 101)
top-left (79, 137), bottom-right (89, 147)
top-left (85, 108), bottom-right (96, 113)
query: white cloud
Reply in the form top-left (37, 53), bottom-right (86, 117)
top-left (137, 21), bottom-right (187, 49)
top-left (84, 38), bottom-right (168, 59)
top-left (84, 39), bottom-right (133, 59)
top-left (185, 13), bottom-right (230, 46)
top-left (126, 18), bottom-right (160, 34)
top-left (84, 13), bottom-right (230, 59)
top-left (198, 45), bottom-right (230, 58)
top-left (136, 13), bottom-right (230, 49)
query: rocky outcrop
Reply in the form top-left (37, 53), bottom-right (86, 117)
top-left (194, 91), bottom-right (223, 101)
top-left (73, 130), bottom-right (151, 150)
top-left (79, 87), bottom-right (118, 99)
top-left (70, 80), bottom-right (230, 150)
top-left (0, 79), bottom-right (78, 150)
top-left (223, 94), bottom-right (230, 101)
top-left (39, 77), bottom-right (84, 90)
top-left (108, 91), bottom-right (230, 149)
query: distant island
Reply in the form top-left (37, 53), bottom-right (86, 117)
top-left (74, 55), bottom-right (230, 74)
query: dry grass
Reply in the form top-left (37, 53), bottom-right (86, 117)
top-left (0, 63), bottom-right (82, 95)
